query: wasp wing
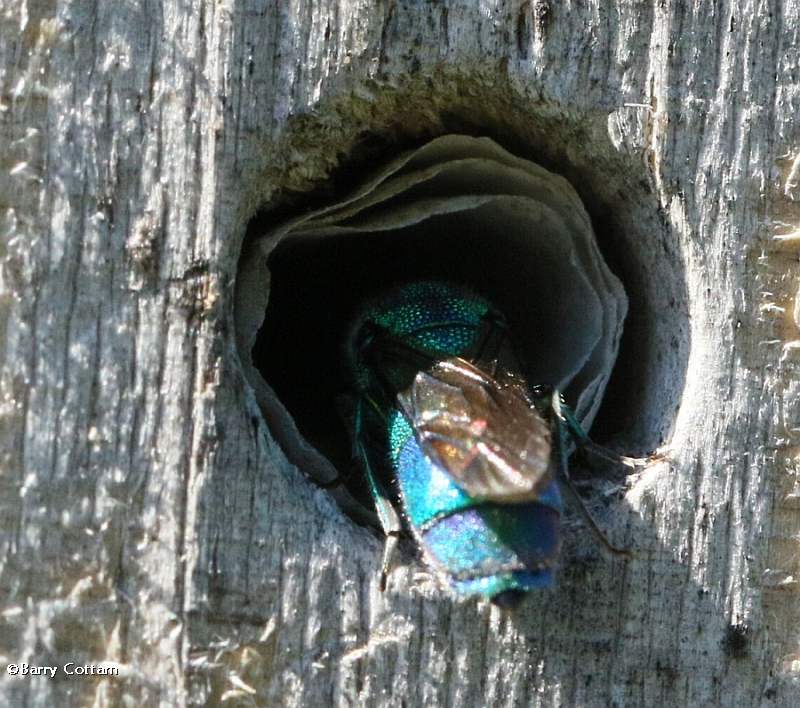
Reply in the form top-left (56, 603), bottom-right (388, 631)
top-left (397, 357), bottom-right (552, 503)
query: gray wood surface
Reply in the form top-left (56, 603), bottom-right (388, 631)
top-left (2, 1), bottom-right (799, 705)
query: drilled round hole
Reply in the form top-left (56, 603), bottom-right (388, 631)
top-left (236, 133), bottom-right (688, 495)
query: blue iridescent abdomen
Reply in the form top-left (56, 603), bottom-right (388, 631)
top-left (389, 408), bottom-right (562, 597)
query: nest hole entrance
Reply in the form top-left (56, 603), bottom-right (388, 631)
top-left (240, 133), bottom-right (688, 491)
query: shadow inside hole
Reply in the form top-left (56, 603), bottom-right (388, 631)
top-left (248, 140), bottom-right (688, 481)
top-left (254, 222), bottom-right (606, 475)
top-left (585, 196), bottom-right (688, 452)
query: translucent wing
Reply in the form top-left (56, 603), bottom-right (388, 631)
top-left (397, 357), bottom-right (552, 503)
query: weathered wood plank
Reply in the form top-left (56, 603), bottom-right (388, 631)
top-left (1, 1), bottom-right (798, 705)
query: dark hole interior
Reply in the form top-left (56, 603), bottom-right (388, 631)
top-left (254, 233), bottom-right (620, 477)
top-left (578, 201), bottom-right (658, 446)
top-left (254, 228), bottom-right (569, 471)
top-left (247, 133), bottom-right (686, 485)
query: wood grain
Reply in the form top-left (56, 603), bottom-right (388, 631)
top-left (1, 1), bottom-right (798, 705)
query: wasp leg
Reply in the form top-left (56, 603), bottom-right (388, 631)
top-left (557, 400), bottom-right (662, 471)
top-left (556, 475), bottom-right (633, 558)
top-left (323, 394), bottom-right (371, 490)
top-left (379, 533), bottom-right (400, 592)
top-left (358, 437), bottom-right (403, 591)
top-left (552, 408), bottom-right (632, 558)
top-left (579, 439), bottom-right (662, 470)
top-left (324, 442), bottom-right (401, 587)
top-left (351, 398), bottom-right (403, 591)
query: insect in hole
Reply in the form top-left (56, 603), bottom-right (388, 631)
top-left (341, 281), bottom-right (639, 607)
